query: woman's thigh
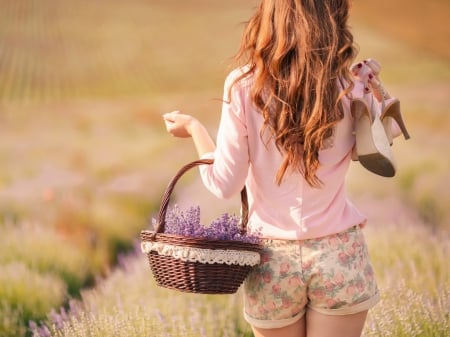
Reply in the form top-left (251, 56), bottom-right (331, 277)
top-left (250, 309), bottom-right (367, 337)
top-left (306, 309), bottom-right (368, 337)
top-left (252, 315), bottom-right (306, 337)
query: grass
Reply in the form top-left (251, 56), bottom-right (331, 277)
top-left (0, 0), bottom-right (449, 336)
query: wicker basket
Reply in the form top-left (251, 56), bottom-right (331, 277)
top-left (140, 159), bottom-right (263, 294)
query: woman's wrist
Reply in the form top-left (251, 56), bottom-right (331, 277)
top-left (189, 120), bottom-right (216, 157)
top-left (186, 118), bottom-right (203, 137)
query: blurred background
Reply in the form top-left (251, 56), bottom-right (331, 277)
top-left (0, 0), bottom-right (449, 336)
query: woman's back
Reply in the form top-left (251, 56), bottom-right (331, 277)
top-left (199, 68), bottom-right (366, 240)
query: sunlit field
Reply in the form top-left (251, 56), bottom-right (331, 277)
top-left (0, 0), bottom-right (449, 336)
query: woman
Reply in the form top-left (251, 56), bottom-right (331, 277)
top-left (163, 1), bottom-right (401, 336)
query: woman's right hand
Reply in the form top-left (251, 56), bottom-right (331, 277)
top-left (163, 110), bottom-right (216, 157)
top-left (163, 110), bottom-right (201, 138)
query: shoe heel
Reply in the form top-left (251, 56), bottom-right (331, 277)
top-left (382, 117), bottom-right (394, 146)
top-left (382, 99), bottom-right (411, 140)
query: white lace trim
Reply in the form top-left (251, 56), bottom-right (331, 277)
top-left (141, 241), bottom-right (260, 266)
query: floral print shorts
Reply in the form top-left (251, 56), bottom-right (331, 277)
top-left (243, 225), bottom-right (380, 329)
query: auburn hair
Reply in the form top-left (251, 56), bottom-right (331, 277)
top-left (232, 0), bottom-right (357, 187)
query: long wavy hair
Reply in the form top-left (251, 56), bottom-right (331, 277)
top-left (233, 0), bottom-right (357, 187)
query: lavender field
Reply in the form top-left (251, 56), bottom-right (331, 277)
top-left (0, 0), bottom-right (449, 336)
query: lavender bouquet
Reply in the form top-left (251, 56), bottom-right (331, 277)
top-left (154, 205), bottom-right (261, 244)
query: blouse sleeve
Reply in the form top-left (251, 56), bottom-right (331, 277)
top-left (199, 71), bottom-right (250, 199)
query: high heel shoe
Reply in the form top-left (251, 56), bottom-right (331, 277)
top-left (355, 61), bottom-right (411, 144)
top-left (351, 93), bottom-right (396, 177)
top-left (381, 98), bottom-right (411, 145)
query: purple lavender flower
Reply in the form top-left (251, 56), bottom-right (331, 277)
top-left (49, 309), bottom-right (64, 330)
top-left (163, 205), bottom-right (260, 243)
top-left (28, 321), bottom-right (51, 337)
top-left (29, 321), bottom-right (39, 336)
top-left (39, 326), bottom-right (51, 337)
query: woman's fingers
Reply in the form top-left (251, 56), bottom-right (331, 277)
top-left (350, 58), bottom-right (381, 79)
top-left (350, 62), bottom-right (363, 76)
top-left (162, 110), bottom-right (180, 123)
top-left (363, 58), bottom-right (381, 75)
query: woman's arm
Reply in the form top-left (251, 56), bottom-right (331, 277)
top-left (163, 69), bottom-right (250, 199)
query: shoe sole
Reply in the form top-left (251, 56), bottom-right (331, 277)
top-left (359, 153), bottom-right (396, 177)
top-left (352, 99), bottom-right (396, 177)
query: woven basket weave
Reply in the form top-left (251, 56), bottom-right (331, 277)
top-left (140, 159), bottom-right (263, 294)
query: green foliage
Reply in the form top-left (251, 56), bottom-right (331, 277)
top-left (0, 302), bottom-right (27, 337)
top-left (0, 263), bottom-right (66, 326)
top-left (397, 159), bottom-right (449, 232)
top-left (0, 222), bottom-right (90, 296)
top-left (0, 0), bottom-right (249, 103)
top-left (365, 222), bottom-right (449, 294)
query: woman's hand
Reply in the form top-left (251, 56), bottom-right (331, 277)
top-left (163, 111), bottom-right (200, 138)
top-left (163, 110), bottom-right (216, 156)
top-left (350, 58), bottom-right (390, 101)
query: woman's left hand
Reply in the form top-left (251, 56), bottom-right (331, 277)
top-left (163, 111), bottom-right (200, 138)
top-left (350, 58), bottom-right (390, 102)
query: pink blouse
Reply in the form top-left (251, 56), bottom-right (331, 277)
top-left (199, 68), bottom-right (371, 240)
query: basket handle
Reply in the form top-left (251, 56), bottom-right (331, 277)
top-left (150, 158), bottom-right (249, 239)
